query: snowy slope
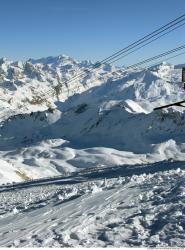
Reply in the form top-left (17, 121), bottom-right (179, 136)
top-left (0, 55), bottom-right (185, 247)
top-left (0, 55), bottom-right (119, 120)
top-left (0, 56), bottom-right (184, 182)
top-left (0, 164), bottom-right (185, 247)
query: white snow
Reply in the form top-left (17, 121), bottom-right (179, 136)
top-left (0, 166), bottom-right (185, 247)
top-left (0, 159), bottom-right (22, 184)
top-left (0, 55), bottom-right (185, 246)
top-left (0, 58), bottom-right (184, 180)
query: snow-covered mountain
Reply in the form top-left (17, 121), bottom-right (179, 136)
top-left (0, 56), bottom-right (185, 184)
top-left (1, 55), bottom-right (185, 247)
top-left (0, 55), bottom-right (118, 119)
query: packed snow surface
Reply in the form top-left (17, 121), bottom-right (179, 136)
top-left (0, 56), bottom-right (185, 246)
top-left (0, 164), bottom-right (185, 247)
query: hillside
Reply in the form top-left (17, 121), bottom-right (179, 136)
top-left (0, 56), bottom-right (185, 184)
top-left (0, 55), bottom-right (185, 247)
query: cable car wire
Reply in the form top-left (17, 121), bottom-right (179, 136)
top-left (60, 14), bottom-right (185, 85)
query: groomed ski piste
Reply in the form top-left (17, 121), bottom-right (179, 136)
top-left (0, 56), bottom-right (185, 247)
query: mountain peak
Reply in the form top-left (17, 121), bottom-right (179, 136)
top-left (0, 57), bottom-right (11, 65)
top-left (28, 54), bottom-right (74, 65)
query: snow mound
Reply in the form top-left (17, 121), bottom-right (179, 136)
top-left (0, 159), bottom-right (22, 184)
top-left (124, 99), bottom-right (148, 113)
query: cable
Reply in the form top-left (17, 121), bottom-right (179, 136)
top-left (144, 50), bottom-right (185, 70)
top-left (101, 17), bottom-right (185, 64)
top-left (126, 44), bottom-right (185, 69)
top-left (62, 20), bottom-right (185, 85)
top-left (61, 14), bottom-right (185, 85)
top-left (42, 46), bottom-right (185, 101)
top-left (98, 14), bottom-right (185, 64)
top-left (108, 21), bottom-right (185, 65)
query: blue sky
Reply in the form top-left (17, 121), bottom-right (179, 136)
top-left (0, 0), bottom-right (185, 65)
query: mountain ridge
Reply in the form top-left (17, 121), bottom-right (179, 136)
top-left (0, 55), bottom-right (184, 184)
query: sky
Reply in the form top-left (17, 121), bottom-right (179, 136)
top-left (0, 0), bottom-right (185, 66)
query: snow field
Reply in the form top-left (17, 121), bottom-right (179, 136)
top-left (0, 166), bottom-right (185, 247)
